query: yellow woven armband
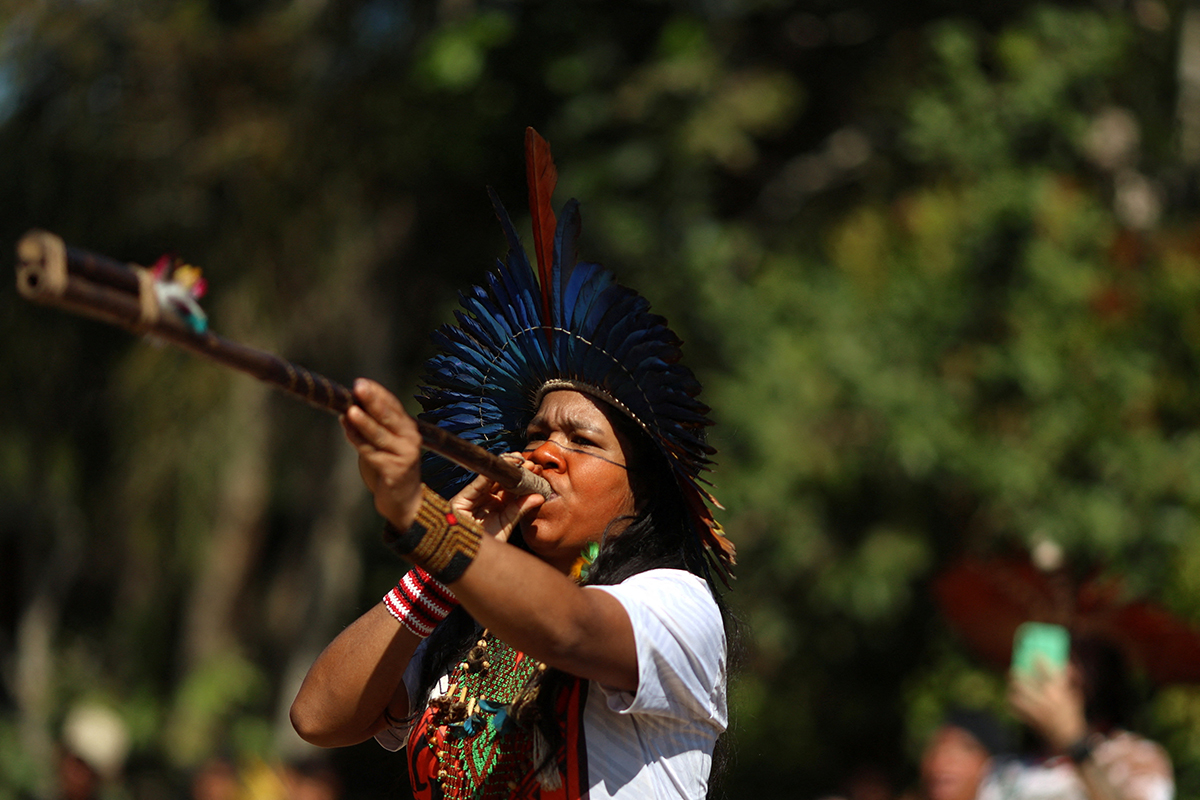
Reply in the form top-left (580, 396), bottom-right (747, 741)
top-left (382, 485), bottom-right (483, 584)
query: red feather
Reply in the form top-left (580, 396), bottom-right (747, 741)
top-left (525, 127), bottom-right (558, 325)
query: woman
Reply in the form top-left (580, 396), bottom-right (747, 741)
top-left (290, 130), bottom-right (736, 800)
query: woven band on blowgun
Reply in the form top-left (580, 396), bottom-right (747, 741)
top-left (382, 485), bottom-right (483, 584)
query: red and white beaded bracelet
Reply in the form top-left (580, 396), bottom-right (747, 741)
top-left (383, 567), bottom-right (459, 638)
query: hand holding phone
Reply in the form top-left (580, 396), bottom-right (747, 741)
top-left (1008, 622), bottom-right (1087, 750)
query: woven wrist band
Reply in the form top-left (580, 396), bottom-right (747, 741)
top-left (382, 485), bottom-right (483, 584)
top-left (383, 567), bottom-right (459, 638)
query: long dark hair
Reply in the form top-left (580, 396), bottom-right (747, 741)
top-left (1072, 637), bottom-right (1136, 732)
top-left (412, 409), bottom-right (739, 794)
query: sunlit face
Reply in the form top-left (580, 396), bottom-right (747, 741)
top-left (920, 726), bottom-right (991, 800)
top-left (519, 390), bottom-right (637, 573)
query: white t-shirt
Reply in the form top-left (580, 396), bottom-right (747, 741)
top-left (377, 568), bottom-right (728, 799)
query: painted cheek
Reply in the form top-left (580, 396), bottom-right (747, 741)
top-left (527, 455), bottom-right (631, 535)
top-left (589, 464), bottom-right (635, 519)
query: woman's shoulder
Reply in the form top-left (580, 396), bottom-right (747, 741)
top-left (594, 568), bottom-right (721, 622)
top-left (617, 566), bottom-right (707, 583)
top-left (613, 568), bottom-right (715, 596)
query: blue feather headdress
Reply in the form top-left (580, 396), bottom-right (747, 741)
top-left (416, 129), bottom-right (735, 580)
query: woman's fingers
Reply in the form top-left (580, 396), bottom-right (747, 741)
top-left (340, 414), bottom-right (363, 445)
top-left (341, 379), bottom-right (424, 529)
top-left (454, 473), bottom-right (498, 507)
top-left (345, 380), bottom-right (420, 450)
top-left (446, 455), bottom-right (547, 542)
top-left (487, 485), bottom-right (545, 543)
top-left (450, 474), bottom-right (513, 538)
top-left (355, 379), bottom-right (413, 434)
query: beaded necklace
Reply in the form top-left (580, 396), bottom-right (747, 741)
top-left (414, 544), bottom-right (599, 799)
top-left (422, 631), bottom-right (563, 798)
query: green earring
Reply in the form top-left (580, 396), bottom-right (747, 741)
top-left (572, 541), bottom-right (601, 582)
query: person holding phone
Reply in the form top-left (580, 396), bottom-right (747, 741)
top-left (977, 626), bottom-right (1173, 800)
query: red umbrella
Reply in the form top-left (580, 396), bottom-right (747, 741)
top-left (933, 554), bottom-right (1200, 685)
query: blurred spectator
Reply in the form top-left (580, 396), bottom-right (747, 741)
top-left (191, 756), bottom-right (240, 800)
top-left (56, 703), bottom-right (130, 800)
top-left (914, 708), bottom-right (1007, 800)
top-left (980, 638), bottom-right (1174, 800)
top-left (190, 753), bottom-right (342, 800)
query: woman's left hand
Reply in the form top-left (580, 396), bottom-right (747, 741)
top-left (341, 379), bottom-right (425, 531)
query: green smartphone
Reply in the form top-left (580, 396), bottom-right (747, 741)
top-left (1011, 622), bottom-right (1070, 676)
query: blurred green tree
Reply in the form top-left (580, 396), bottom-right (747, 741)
top-left (3, 1), bottom-right (1200, 799)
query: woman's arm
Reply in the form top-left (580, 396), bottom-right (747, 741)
top-left (290, 379), bottom-right (430, 747)
top-left (289, 602), bottom-right (422, 747)
top-left (454, 536), bottom-right (638, 691)
top-left (348, 378), bottom-right (639, 690)
top-left (291, 379), bottom-right (640, 748)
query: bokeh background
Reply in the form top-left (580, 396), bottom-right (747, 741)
top-left (5, 0), bottom-right (1200, 798)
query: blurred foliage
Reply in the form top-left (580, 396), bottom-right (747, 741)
top-left (3, 1), bottom-right (1200, 799)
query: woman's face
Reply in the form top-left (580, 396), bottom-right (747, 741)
top-left (519, 390), bottom-right (637, 573)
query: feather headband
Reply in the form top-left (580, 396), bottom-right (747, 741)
top-left (416, 128), bottom-right (735, 581)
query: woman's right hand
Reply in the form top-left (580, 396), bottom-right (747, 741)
top-left (449, 456), bottom-right (545, 542)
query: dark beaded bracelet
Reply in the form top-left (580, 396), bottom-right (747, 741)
top-left (1066, 733), bottom-right (1099, 764)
